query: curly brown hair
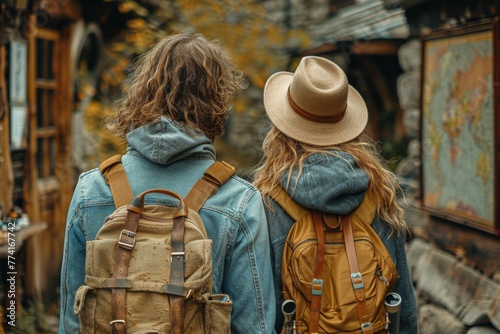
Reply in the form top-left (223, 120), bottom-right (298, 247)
top-left (107, 32), bottom-right (244, 141)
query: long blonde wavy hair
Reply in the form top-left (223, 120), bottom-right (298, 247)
top-left (106, 32), bottom-right (243, 141)
top-left (253, 126), bottom-right (408, 236)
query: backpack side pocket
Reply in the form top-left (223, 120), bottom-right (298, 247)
top-left (74, 285), bottom-right (97, 334)
top-left (199, 293), bottom-right (232, 333)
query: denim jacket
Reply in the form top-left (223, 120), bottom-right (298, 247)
top-left (60, 117), bottom-right (276, 333)
top-left (265, 151), bottom-right (418, 334)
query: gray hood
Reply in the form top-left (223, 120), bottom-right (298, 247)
top-left (282, 151), bottom-right (369, 215)
top-left (126, 117), bottom-right (216, 165)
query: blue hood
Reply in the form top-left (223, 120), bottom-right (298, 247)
top-left (126, 117), bottom-right (216, 165)
top-left (282, 151), bottom-right (369, 215)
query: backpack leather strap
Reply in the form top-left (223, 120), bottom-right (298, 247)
top-left (310, 211), bottom-right (325, 334)
top-left (99, 155), bottom-right (134, 208)
top-left (109, 204), bottom-right (142, 334)
top-left (269, 186), bottom-right (309, 222)
top-left (184, 161), bottom-right (235, 212)
top-left (343, 215), bottom-right (373, 334)
top-left (170, 210), bottom-right (187, 334)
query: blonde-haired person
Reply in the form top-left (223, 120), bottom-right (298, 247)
top-left (60, 33), bottom-right (276, 333)
top-left (254, 56), bottom-right (418, 333)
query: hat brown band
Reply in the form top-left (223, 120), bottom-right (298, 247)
top-left (287, 87), bottom-right (345, 123)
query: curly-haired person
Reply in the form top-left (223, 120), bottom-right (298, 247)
top-left (60, 33), bottom-right (276, 334)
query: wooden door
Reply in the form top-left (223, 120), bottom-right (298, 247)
top-left (25, 25), bottom-right (73, 302)
top-left (36, 28), bottom-right (61, 299)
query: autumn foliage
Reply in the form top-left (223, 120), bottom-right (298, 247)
top-left (82, 0), bottom-right (310, 163)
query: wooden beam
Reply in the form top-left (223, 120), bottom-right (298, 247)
top-left (300, 40), bottom-right (402, 57)
top-left (0, 45), bottom-right (14, 213)
top-left (299, 43), bottom-right (339, 56)
top-left (351, 40), bottom-right (401, 55)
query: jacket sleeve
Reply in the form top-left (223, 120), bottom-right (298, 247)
top-left (222, 190), bottom-right (276, 334)
top-left (59, 179), bottom-right (86, 333)
top-left (265, 198), bottom-right (297, 333)
top-left (373, 217), bottom-right (419, 334)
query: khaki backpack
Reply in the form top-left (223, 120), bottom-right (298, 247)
top-left (271, 187), bottom-right (399, 334)
top-left (74, 155), bottom-right (236, 334)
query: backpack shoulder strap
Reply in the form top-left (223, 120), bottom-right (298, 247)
top-left (99, 154), bottom-right (134, 208)
top-left (269, 186), bottom-right (310, 222)
top-left (100, 156), bottom-right (235, 211)
top-left (184, 161), bottom-right (236, 212)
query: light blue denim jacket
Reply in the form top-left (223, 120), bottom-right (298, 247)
top-left (265, 151), bottom-right (418, 334)
top-left (60, 117), bottom-right (276, 333)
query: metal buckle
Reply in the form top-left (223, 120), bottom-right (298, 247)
top-left (361, 322), bottom-right (373, 333)
top-left (311, 278), bottom-right (324, 296)
top-left (351, 272), bottom-right (364, 289)
top-left (118, 229), bottom-right (136, 250)
top-left (185, 289), bottom-right (193, 299)
top-left (110, 319), bottom-right (126, 326)
top-left (171, 251), bottom-right (185, 263)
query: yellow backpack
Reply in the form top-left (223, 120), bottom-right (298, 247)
top-left (271, 187), bottom-right (399, 334)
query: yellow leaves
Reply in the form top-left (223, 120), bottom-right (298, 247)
top-left (85, 101), bottom-right (103, 120)
top-left (118, 1), bottom-right (149, 16)
top-left (232, 98), bottom-right (248, 114)
top-left (118, 2), bottom-right (135, 13)
top-left (111, 42), bottom-right (128, 52)
top-left (127, 18), bottom-right (147, 30)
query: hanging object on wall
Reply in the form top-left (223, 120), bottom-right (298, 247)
top-left (8, 38), bottom-right (28, 150)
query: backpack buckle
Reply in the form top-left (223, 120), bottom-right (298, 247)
top-left (118, 229), bottom-right (136, 250)
top-left (311, 278), bottom-right (324, 296)
top-left (351, 272), bottom-right (364, 290)
top-left (171, 252), bottom-right (185, 263)
top-left (361, 322), bottom-right (374, 333)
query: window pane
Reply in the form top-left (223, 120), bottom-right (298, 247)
top-left (36, 88), bottom-right (44, 128)
top-left (36, 38), bottom-right (44, 79)
top-left (49, 137), bottom-right (56, 176)
top-left (48, 40), bottom-right (55, 80)
top-left (48, 90), bottom-right (55, 127)
top-left (36, 138), bottom-right (44, 177)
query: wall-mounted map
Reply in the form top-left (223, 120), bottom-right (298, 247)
top-left (420, 19), bottom-right (499, 235)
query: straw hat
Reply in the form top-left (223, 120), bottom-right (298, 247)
top-left (263, 56), bottom-right (368, 146)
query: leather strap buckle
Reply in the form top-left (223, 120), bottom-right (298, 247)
top-left (171, 251), bottom-right (185, 263)
top-left (311, 278), bottom-right (324, 296)
top-left (351, 272), bottom-right (364, 290)
top-left (361, 322), bottom-right (373, 333)
top-left (118, 229), bottom-right (136, 250)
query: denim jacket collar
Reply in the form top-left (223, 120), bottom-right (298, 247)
top-left (126, 117), bottom-right (216, 165)
top-left (282, 151), bottom-right (369, 215)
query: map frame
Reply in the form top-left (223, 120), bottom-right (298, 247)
top-left (419, 18), bottom-right (500, 236)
